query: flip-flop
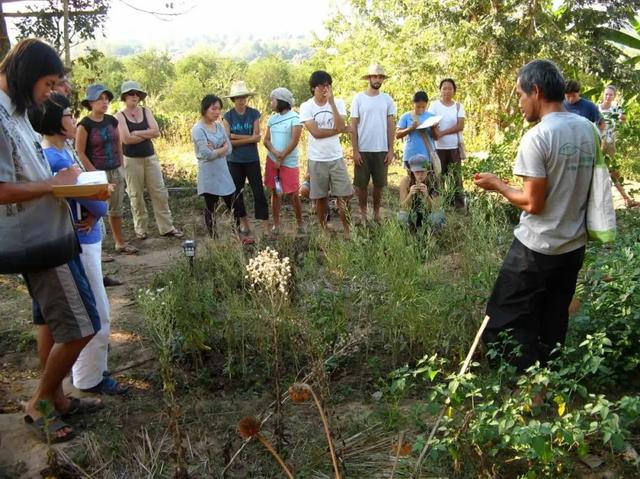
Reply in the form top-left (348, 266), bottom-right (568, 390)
top-left (115, 243), bottom-right (138, 254)
top-left (60, 397), bottom-right (105, 418)
top-left (162, 229), bottom-right (184, 238)
top-left (24, 414), bottom-right (75, 444)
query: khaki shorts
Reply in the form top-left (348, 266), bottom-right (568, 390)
top-left (354, 151), bottom-right (388, 188)
top-left (602, 140), bottom-right (615, 158)
top-left (309, 158), bottom-right (354, 200)
top-left (106, 166), bottom-right (125, 217)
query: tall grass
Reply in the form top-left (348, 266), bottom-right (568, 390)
top-left (138, 189), bottom-right (514, 378)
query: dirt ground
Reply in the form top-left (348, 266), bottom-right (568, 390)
top-left (1, 180), bottom-right (638, 478)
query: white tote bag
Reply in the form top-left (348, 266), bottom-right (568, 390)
top-left (586, 126), bottom-right (616, 243)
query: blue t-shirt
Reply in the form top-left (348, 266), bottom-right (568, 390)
top-left (563, 98), bottom-right (602, 125)
top-left (44, 146), bottom-right (107, 245)
top-left (397, 111), bottom-right (436, 164)
top-left (224, 107), bottom-right (261, 163)
top-left (267, 111), bottom-right (301, 168)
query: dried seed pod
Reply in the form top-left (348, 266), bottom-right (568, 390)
top-left (238, 416), bottom-right (261, 440)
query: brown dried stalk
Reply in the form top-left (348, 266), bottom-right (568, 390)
top-left (238, 417), bottom-right (294, 479)
top-left (289, 383), bottom-right (341, 479)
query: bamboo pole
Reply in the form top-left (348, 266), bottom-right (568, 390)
top-left (412, 315), bottom-right (490, 478)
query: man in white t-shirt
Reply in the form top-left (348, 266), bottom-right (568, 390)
top-left (299, 70), bottom-right (354, 238)
top-left (474, 60), bottom-right (595, 372)
top-left (351, 64), bottom-right (396, 223)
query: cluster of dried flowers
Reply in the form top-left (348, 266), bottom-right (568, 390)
top-left (245, 247), bottom-right (292, 298)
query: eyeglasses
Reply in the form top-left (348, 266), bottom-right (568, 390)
top-left (126, 91), bottom-right (141, 97)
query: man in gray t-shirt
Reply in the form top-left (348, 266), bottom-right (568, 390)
top-left (474, 60), bottom-right (595, 371)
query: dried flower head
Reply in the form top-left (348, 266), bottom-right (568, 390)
top-left (288, 383), bottom-right (312, 403)
top-left (238, 416), bottom-right (261, 439)
top-left (245, 247), bottom-right (292, 298)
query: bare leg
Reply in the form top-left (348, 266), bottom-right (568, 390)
top-left (272, 192), bottom-right (281, 228)
top-left (372, 186), bottom-right (384, 223)
top-left (36, 326), bottom-right (66, 412)
top-left (239, 216), bottom-right (251, 234)
top-left (108, 215), bottom-right (126, 248)
top-left (337, 196), bottom-right (351, 239)
top-left (26, 333), bottom-right (94, 438)
top-left (611, 171), bottom-right (636, 206)
top-left (315, 198), bottom-right (328, 228)
top-left (356, 186), bottom-right (368, 222)
top-left (291, 194), bottom-right (303, 226)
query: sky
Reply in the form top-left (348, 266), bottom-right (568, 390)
top-left (5, 0), bottom-right (338, 45)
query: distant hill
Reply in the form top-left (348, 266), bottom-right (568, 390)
top-left (89, 33), bottom-right (315, 61)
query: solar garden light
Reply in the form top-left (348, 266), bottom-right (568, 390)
top-left (181, 239), bottom-right (196, 270)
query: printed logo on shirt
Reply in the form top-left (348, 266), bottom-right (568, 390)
top-left (312, 109), bottom-right (336, 130)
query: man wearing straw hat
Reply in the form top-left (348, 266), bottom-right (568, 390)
top-left (351, 64), bottom-right (396, 224)
top-left (223, 80), bottom-right (269, 241)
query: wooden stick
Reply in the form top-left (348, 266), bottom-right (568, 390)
top-left (412, 315), bottom-right (490, 478)
top-left (257, 434), bottom-right (295, 479)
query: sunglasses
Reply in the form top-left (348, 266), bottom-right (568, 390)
top-left (125, 91), bottom-right (141, 97)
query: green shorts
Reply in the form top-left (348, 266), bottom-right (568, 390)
top-left (354, 151), bottom-right (388, 188)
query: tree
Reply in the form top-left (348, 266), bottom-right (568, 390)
top-left (123, 49), bottom-right (176, 101)
top-left (0, 0), bottom-right (109, 59)
top-left (314, 0), bottom-right (640, 147)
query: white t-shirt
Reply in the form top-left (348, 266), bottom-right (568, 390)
top-left (350, 92), bottom-right (396, 152)
top-left (513, 112), bottom-right (594, 255)
top-left (428, 100), bottom-right (465, 150)
top-left (299, 97), bottom-right (347, 162)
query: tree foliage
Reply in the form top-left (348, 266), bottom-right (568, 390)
top-left (14, 0), bottom-right (109, 54)
top-left (313, 0), bottom-right (640, 147)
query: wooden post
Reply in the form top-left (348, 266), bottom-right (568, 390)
top-left (62, 0), bottom-right (70, 67)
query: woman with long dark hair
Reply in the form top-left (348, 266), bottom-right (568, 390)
top-left (0, 39), bottom-right (105, 442)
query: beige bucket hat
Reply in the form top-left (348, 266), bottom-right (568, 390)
top-left (361, 64), bottom-right (388, 80)
top-left (224, 80), bottom-right (255, 99)
top-left (120, 80), bottom-right (148, 101)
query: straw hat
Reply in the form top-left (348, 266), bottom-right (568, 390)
top-left (120, 80), bottom-right (148, 101)
top-left (224, 80), bottom-right (255, 99)
top-left (361, 64), bottom-right (388, 80)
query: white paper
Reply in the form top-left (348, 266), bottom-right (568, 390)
top-left (416, 115), bottom-right (441, 130)
top-left (77, 171), bottom-right (108, 185)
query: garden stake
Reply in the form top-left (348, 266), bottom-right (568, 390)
top-left (412, 315), bottom-right (490, 478)
top-left (289, 383), bottom-right (342, 479)
top-left (238, 417), bottom-right (295, 479)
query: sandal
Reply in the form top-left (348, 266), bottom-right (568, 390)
top-left (162, 229), bottom-right (184, 238)
top-left (24, 414), bottom-right (75, 444)
top-left (60, 397), bottom-right (105, 418)
top-left (80, 371), bottom-right (129, 396)
top-left (240, 236), bottom-right (255, 245)
top-left (115, 243), bottom-right (138, 254)
top-left (136, 232), bottom-right (148, 240)
top-left (101, 253), bottom-right (115, 263)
